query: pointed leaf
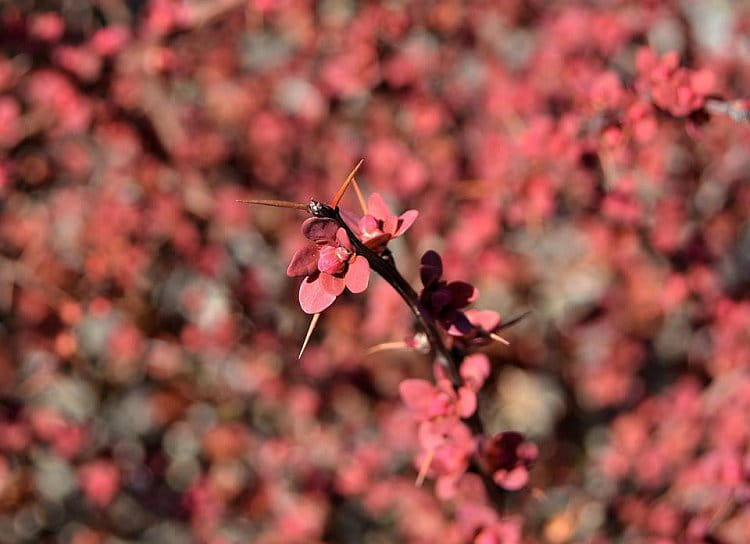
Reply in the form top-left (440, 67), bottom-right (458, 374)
top-left (345, 255), bottom-right (370, 293)
top-left (299, 275), bottom-right (337, 314)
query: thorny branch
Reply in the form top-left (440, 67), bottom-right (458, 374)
top-left (308, 200), bottom-right (513, 507)
top-left (309, 200), bottom-right (462, 384)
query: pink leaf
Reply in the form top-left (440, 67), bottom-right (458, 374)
top-left (339, 208), bottom-right (362, 234)
top-left (318, 245), bottom-right (345, 275)
top-left (359, 215), bottom-right (379, 236)
top-left (493, 466), bottom-right (529, 490)
top-left (319, 272), bottom-right (345, 296)
top-left (336, 227), bottom-right (352, 250)
top-left (465, 309), bottom-right (501, 332)
top-left (457, 387), bottom-right (477, 418)
top-left (690, 69), bottom-right (715, 95)
top-left (435, 473), bottom-right (462, 500)
top-left (345, 255), bottom-right (370, 293)
top-left (394, 209), bottom-right (418, 236)
top-left (517, 441), bottom-right (539, 462)
top-left (399, 379), bottom-right (435, 416)
top-left (460, 353), bottom-right (491, 391)
top-left (299, 275), bottom-right (337, 314)
top-left (367, 192), bottom-right (392, 221)
top-left (382, 214), bottom-right (398, 235)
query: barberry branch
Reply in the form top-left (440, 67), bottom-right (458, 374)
top-left (307, 200), bottom-right (517, 509)
top-left (308, 200), bottom-right (462, 385)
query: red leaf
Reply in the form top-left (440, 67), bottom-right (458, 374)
top-left (301, 217), bottom-right (338, 244)
top-left (420, 250), bottom-right (443, 287)
top-left (286, 245), bottom-right (319, 277)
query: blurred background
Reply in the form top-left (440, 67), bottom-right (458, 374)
top-left (1, 0), bottom-right (750, 542)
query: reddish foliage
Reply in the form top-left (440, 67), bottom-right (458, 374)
top-left (2, 1), bottom-right (750, 543)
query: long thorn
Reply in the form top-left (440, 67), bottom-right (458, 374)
top-left (329, 159), bottom-right (365, 208)
top-left (496, 310), bottom-right (531, 331)
top-left (415, 448), bottom-right (435, 487)
top-left (298, 313), bottom-right (321, 359)
top-left (236, 199), bottom-right (309, 210)
top-left (365, 341), bottom-right (409, 356)
top-left (352, 178), bottom-right (368, 214)
top-left (490, 333), bottom-right (510, 346)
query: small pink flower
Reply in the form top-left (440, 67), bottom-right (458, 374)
top-left (342, 192), bottom-right (418, 252)
top-left (287, 217), bottom-right (370, 314)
